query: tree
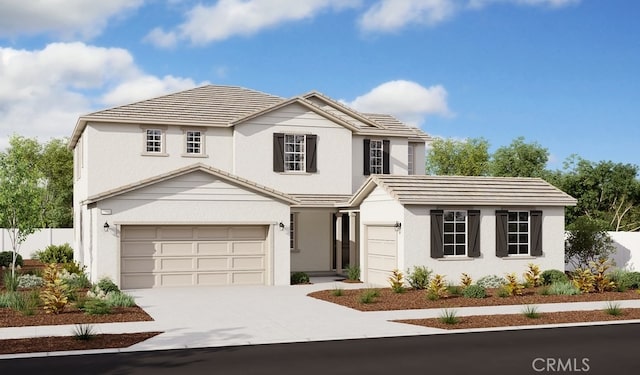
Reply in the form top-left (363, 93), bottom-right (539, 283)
top-left (565, 216), bottom-right (615, 269)
top-left (490, 136), bottom-right (549, 177)
top-left (0, 136), bottom-right (45, 275)
top-left (40, 138), bottom-right (74, 227)
top-left (426, 137), bottom-right (490, 176)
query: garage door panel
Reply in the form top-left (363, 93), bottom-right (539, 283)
top-left (197, 273), bottom-right (230, 286)
top-left (232, 242), bottom-right (264, 254)
top-left (159, 258), bottom-right (194, 271)
top-left (232, 272), bottom-right (264, 285)
top-left (160, 273), bottom-right (194, 287)
top-left (196, 227), bottom-right (230, 239)
top-left (121, 227), bottom-right (157, 240)
top-left (367, 269), bottom-right (391, 287)
top-left (158, 242), bottom-right (194, 256)
top-left (368, 240), bottom-right (396, 257)
top-left (159, 227), bottom-right (194, 239)
top-left (367, 255), bottom-right (396, 271)
top-left (230, 226), bottom-right (266, 240)
top-left (122, 274), bottom-right (156, 289)
top-left (121, 242), bottom-right (157, 257)
top-left (122, 258), bottom-right (156, 273)
top-left (197, 242), bottom-right (229, 255)
top-left (231, 256), bottom-right (264, 270)
top-left (368, 226), bottom-right (396, 241)
top-left (197, 257), bottom-right (229, 270)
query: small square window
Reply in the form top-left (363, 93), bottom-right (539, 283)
top-left (185, 130), bottom-right (202, 154)
top-left (145, 129), bottom-right (163, 153)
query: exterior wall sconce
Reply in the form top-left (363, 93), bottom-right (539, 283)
top-left (394, 221), bottom-right (402, 231)
top-left (104, 222), bottom-right (110, 232)
top-left (279, 222), bottom-right (285, 230)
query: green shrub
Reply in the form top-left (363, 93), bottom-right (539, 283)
top-left (96, 277), bottom-right (119, 294)
top-left (17, 274), bottom-right (43, 289)
top-left (83, 298), bottom-right (112, 315)
top-left (522, 305), bottom-right (541, 319)
top-left (406, 266), bottom-right (432, 290)
top-left (73, 324), bottom-right (95, 341)
top-left (609, 270), bottom-right (640, 291)
top-left (541, 269), bottom-right (569, 285)
top-left (462, 284), bottom-right (487, 298)
top-left (439, 309), bottom-right (459, 325)
top-left (9, 291), bottom-right (40, 316)
top-left (331, 287), bottom-right (344, 297)
top-left (477, 275), bottom-right (506, 289)
top-left (106, 292), bottom-right (136, 308)
top-left (62, 261), bottom-right (86, 275)
top-left (290, 272), bottom-right (310, 285)
top-left (61, 271), bottom-right (91, 291)
top-left (0, 292), bottom-right (12, 307)
top-left (3, 271), bottom-right (19, 292)
top-left (359, 289), bottom-right (379, 304)
top-left (622, 272), bottom-right (640, 289)
top-left (497, 286), bottom-right (510, 298)
top-left (604, 301), bottom-right (623, 316)
top-left (345, 264), bottom-right (360, 281)
top-left (547, 281), bottom-right (580, 296)
top-left (0, 251), bottom-right (23, 268)
top-left (33, 243), bottom-right (74, 264)
top-left (447, 284), bottom-right (462, 296)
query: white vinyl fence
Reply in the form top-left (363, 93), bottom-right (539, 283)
top-left (1, 228), bottom-right (74, 259)
top-left (608, 232), bottom-right (640, 271)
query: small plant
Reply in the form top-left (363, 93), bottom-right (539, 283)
top-left (406, 266), bottom-right (432, 290)
top-left (426, 274), bottom-right (448, 301)
top-left (504, 273), bottom-right (524, 296)
top-left (96, 277), bottom-right (120, 294)
top-left (83, 298), bottom-right (112, 315)
top-left (476, 275), bottom-right (506, 289)
top-left (610, 270), bottom-right (640, 291)
top-left (572, 268), bottom-right (595, 293)
top-left (33, 243), bottom-right (74, 264)
top-left (61, 271), bottom-right (92, 291)
top-left (438, 309), bottom-right (459, 325)
top-left (359, 288), bottom-right (379, 304)
top-left (547, 281), bottom-right (580, 296)
top-left (9, 290), bottom-right (40, 316)
top-left (73, 324), bottom-right (95, 341)
top-left (345, 264), bottom-right (361, 281)
top-left (290, 272), bottom-right (310, 285)
top-left (17, 274), bottom-right (44, 289)
top-left (462, 284), bottom-right (487, 298)
top-left (331, 286), bottom-right (344, 297)
top-left (0, 292), bottom-right (12, 307)
top-left (591, 258), bottom-right (616, 293)
top-left (497, 286), bottom-right (510, 298)
top-left (522, 305), bottom-right (541, 319)
top-left (622, 272), bottom-right (640, 289)
top-left (447, 284), bottom-right (462, 296)
top-left (388, 269), bottom-right (405, 293)
top-left (3, 271), bottom-right (19, 292)
top-left (0, 251), bottom-right (23, 268)
top-left (62, 261), bottom-right (86, 275)
top-left (604, 301), bottom-right (623, 316)
top-left (523, 263), bottom-right (542, 288)
top-left (106, 291), bottom-right (136, 308)
top-left (40, 263), bottom-right (69, 314)
top-left (541, 269), bottom-right (569, 285)
top-left (460, 273), bottom-right (473, 290)
top-left (538, 286), bottom-right (550, 296)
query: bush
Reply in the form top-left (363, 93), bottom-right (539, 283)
top-left (8, 290), bottom-right (40, 316)
top-left (0, 251), bottom-right (23, 268)
top-left (388, 269), bottom-right (405, 293)
top-left (438, 309), bottom-right (459, 325)
top-left (460, 273), bottom-right (472, 290)
top-left (96, 277), bottom-right (120, 294)
top-left (523, 264), bottom-right (542, 288)
top-left (0, 292), bottom-right (12, 307)
top-left (447, 284), bottom-right (462, 296)
top-left (462, 284), bottom-right (487, 298)
top-left (359, 289), bottom-right (379, 304)
top-left (541, 269), bottom-right (569, 285)
top-left (476, 275), bottom-right (506, 289)
top-left (345, 264), bottom-right (360, 281)
top-left (547, 281), bottom-right (580, 296)
top-left (522, 305), bottom-right (541, 319)
top-left (497, 286), bottom-right (510, 298)
top-left (504, 273), bottom-right (524, 296)
top-left (3, 271), bottom-right (19, 292)
top-left (33, 243), bottom-right (74, 264)
top-left (604, 301), bottom-right (623, 316)
top-left (62, 261), bottom-right (86, 275)
top-left (406, 266), bottom-right (432, 290)
top-left (106, 292), bottom-right (136, 308)
top-left (290, 272), bottom-right (310, 285)
top-left (41, 263), bottom-right (69, 314)
top-left (61, 271), bottom-right (91, 291)
top-left (622, 271), bottom-right (640, 290)
top-left (83, 298), bottom-right (112, 315)
top-left (426, 274), bottom-right (448, 301)
top-left (331, 287), bottom-right (344, 297)
top-left (565, 216), bottom-right (614, 270)
top-left (609, 270), bottom-right (640, 291)
top-left (17, 274), bottom-right (43, 289)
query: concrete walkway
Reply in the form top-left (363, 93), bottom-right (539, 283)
top-left (2, 277), bottom-right (640, 359)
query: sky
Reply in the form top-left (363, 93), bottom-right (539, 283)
top-left (0, 0), bottom-right (638, 170)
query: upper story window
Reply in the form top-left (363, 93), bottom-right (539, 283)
top-left (508, 211), bottom-right (529, 255)
top-left (408, 143), bottom-right (415, 175)
top-left (443, 211), bottom-right (467, 256)
top-left (284, 134), bottom-right (306, 172)
top-left (273, 133), bottom-right (317, 173)
top-left (363, 139), bottom-right (390, 175)
top-left (182, 129), bottom-right (207, 157)
top-left (145, 129), bottom-right (163, 153)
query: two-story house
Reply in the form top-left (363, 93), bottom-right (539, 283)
top-left (70, 85), bottom-right (575, 289)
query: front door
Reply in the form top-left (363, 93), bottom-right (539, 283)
top-left (332, 213), bottom-right (358, 272)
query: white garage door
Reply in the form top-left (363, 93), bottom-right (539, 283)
top-left (366, 225), bottom-right (397, 287)
top-left (121, 225), bottom-right (268, 289)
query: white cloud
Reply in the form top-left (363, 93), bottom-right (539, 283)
top-left (468, 0), bottom-right (580, 9)
top-left (359, 0), bottom-right (458, 32)
top-left (0, 42), bottom-right (202, 148)
top-left (145, 0), bottom-right (361, 47)
top-left (344, 80), bottom-right (453, 126)
top-left (0, 0), bottom-right (144, 39)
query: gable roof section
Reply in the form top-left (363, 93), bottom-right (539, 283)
top-left (83, 163), bottom-right (299, 205)
top-left (348, 175), bottom-right (577, 207)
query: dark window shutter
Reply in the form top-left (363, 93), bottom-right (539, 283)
top-left (363, 139), bottom-right (371, 175)
top-left (273, 133), bottom-right (284, 172)
top-left (306, 134), bottom-right (317, 173)
top-left (383, 140), bottom-right (390, 174)
top-left (430, 210), bottom-right (444, 258)
top-left (467, 210), bottom-right (481, 258)
top-left (530, 210), bottom-right (543, 256)
top-left (495, 210), bottom-right (509, 257)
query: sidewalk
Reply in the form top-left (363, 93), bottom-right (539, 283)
top-left (2, 278), bottom-right (640, 359)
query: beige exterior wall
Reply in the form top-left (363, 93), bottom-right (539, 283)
top-left (290, 209), bottom-right (333, 272)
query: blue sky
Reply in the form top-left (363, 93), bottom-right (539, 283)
top-left (0, 0), bottom-right (638, 170)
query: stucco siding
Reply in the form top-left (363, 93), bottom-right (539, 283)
top-left (233, 103), bottom-right (353, 195)
top-left (290, 210), bottom-right (333, 272)
top-left (352, 136), bottom-right (411, 191)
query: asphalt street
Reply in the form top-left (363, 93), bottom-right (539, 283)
top-left (3, 323), bottom-right (638, 375)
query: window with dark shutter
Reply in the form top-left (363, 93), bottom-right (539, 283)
top-left (467, 210), bottom-right (481, 258)
top-left (495, 210), bottom-right (509, 257)
top-left (363, 139), bottom-right (371, 175)
top-left (383, 140), bottom-right (390, 174)
top-left (430, 210), bottom-right (444, 258)
top-left (273, 133), bottom-right (284, 172)
top-left (530, 210), bottom-right (543, 256)
top-left (306, 134), bottom-right (317, 173)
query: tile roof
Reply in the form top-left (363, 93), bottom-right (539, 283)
top-left (349, 175), bottom-right (577, 207)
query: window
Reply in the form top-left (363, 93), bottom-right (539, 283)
top-left (408, 143), bottom-right (415, 175)
top-left (290, 213), bottom-right (298, 251)
top-left (363, 139), bottom-right (390, 175)
top-left (285, 134), bottom-right (306, 172)
top-left (508, 211), bottom-right (529, 255)
top-left (185, 130), bottom-right (202, 154)
top-left (145, 129), bottom-right (163, 153)
top-left (443, 211), bottom-right (467, 256)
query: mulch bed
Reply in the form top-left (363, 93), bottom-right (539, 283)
top-left (0, 305), bottom-right (154, 328)
top-left (0, 332), bottom-right (162, 355)
top-left (308, 287), bottom-right (640, 311)
top-left (395, 308), bottom-right (640, 330)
